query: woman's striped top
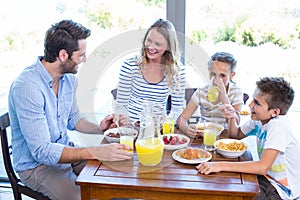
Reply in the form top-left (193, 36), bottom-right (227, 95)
top-left (116, 57), bottom-right (186, 123)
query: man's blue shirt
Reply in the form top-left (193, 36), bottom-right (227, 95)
top-left (8, 57), bottom-right (81, 172)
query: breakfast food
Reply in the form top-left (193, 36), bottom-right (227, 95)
top-left (176, 147), bottom-right (211, 160)
top-left (163, 135), bottom-right (188, 145)
top-left (196, 124), bottom-right (222, 133)
top-left (240, 110), bottom-right (250, 115)
top-left (216, 141), bottom-right (247, 151)
top-left (107, 132), bottom-right (120, 138)
top-left (196, 125), bottom-right (204, 133)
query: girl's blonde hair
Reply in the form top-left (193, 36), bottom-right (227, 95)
top-left (136, 19), bottom-right (182, 91)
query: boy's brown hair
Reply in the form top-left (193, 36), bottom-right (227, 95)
top-left (256, 77), bottom-right (294, 115)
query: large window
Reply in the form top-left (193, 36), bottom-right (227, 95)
top-left (184, 0), bottom-right (300, 111)
top-left (1, 0), bottom-right (299, 114)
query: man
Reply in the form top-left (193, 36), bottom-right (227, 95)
top-left (8, 19), bottom-right (132, 200)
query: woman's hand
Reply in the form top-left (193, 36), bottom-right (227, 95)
top-left (113, 113), bottom-right (130, 127)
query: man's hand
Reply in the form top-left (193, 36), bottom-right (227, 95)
top-left (87, 143), bottom-right (133, 161)
top-left (100, 114), bottom-right (115, 132)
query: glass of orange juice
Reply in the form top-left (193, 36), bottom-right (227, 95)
top-left (119, 125), bottom-right (136, 153)
top-left (203, 121), bottom-right (218, 151)
top-left (162, 118), bottom-right (174, 134)
top-left (206, 77), bottom-right (219, 103)
top-left (162, 112), bottom-right (175, 134)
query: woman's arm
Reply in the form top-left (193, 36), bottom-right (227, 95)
top-left (116, 59), bottom-right (136, 107)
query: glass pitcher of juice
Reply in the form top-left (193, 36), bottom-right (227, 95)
top-left (136, 104), bottom-right (165, 166)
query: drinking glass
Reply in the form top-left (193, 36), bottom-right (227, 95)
top-left (203, 120), bottom-right (218, 151)
top-left (162, 111), bottom-right (175, 134)
top-left (119, 125), bottom-right (135, 153)
top-left (206, 77), bottom-right (219, 103)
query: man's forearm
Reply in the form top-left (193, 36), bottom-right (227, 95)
top-left (75, 118), bottom-right (103, 134)
top-left (59, 146), bottom-right (95, 163)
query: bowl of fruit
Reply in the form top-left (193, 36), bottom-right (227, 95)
top-left (162, 134), bottom-right (190, 150)
top-left (104, 127), bottom-right (138, 143)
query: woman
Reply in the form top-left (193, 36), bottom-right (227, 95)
top-left (116, 18), bottom-right (186, 123)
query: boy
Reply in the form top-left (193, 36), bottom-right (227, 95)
top-left (196, 77), bottom-right (300, 200)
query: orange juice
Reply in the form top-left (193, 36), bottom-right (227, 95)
top-left (203, 129), bottom-right (217, 146)
top-left (163, 118), bottom-right (174, 134)
top-left (120, 136), bottom-right (134, 153)
top-left (135, 138), bottom-right (164, 166)
top-left (207, 86), bottom-right (219, 102)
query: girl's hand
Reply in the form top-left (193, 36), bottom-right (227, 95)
top-left (214, 77), bottom-right (228, 103)
top-left (218, 104), bottom-right (237, 119)
top-left (185, 124), bottom-right (200, 138)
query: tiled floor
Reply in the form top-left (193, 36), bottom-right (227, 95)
top-left (0, 186), bottom-right (34, 200)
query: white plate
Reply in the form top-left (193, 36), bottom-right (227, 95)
top-left (162, 134), bottom-right (190, 150)
top-left (172, 148), bottom-right (212, 164)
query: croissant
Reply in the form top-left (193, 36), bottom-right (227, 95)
top-left (176, 147), bottom-right (210, 160)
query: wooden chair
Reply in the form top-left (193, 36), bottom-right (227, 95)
top-left (111, 88), bottom-right (198, 112)
top-left (111, 88), bottom-right (118, 100)
top-left (0, 112), bottom-right (50, 200)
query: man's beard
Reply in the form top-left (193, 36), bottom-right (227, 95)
top-left (60, 58), bottom-right (78, 74)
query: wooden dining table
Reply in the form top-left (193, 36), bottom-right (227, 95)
top-left (76, 131), bottom-right (259, 200)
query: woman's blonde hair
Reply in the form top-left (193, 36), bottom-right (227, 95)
top-left (136, 19), bottom-right (182, 91)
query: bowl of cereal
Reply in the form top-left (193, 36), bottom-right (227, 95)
top-left (214, 139), bottom-right (248, 158)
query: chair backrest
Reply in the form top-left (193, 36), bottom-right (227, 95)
top-left (111, 88), bottom-right (198, 117)
top-left (166, 88), bottom-right (197, 111)
top-left (184, 88), bottom-right (197, 105)
top-left (0, 112), bottom-right (50, 200)
top-left (111, 88), bottom-right (118, 100)
top-left (243, 93), bottom-right (249, 104)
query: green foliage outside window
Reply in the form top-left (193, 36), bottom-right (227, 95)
top-left (192, 18), bottom-right (300, 49)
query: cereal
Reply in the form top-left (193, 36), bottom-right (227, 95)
top-left (216, 141), bottom-right (247, 152)
top-left (240, 110), bottom-right (250, 115)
